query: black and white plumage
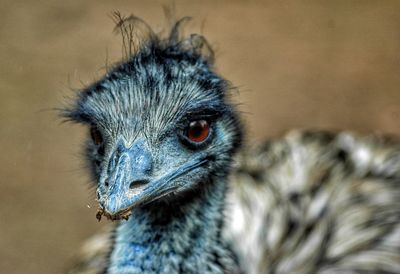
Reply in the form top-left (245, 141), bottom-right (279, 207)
top-left (226, 131), bottom-right (400, 273)
top-left (66, 15), bottom-right (400, 274)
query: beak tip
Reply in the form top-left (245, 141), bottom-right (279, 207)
top-left (96, 194), bottom-right (135, 221)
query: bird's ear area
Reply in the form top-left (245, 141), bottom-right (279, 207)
top-left (216, 103), bottom-right (244, 154)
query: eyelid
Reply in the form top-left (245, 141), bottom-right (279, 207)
top-left (184, 108), bottom-right (222, 121)
top-left (177, 116), bottom-right (212, 131)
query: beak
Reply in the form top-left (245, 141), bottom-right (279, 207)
top-left (96, 139), bottom-right (209, 221)
top-left (97, 139), bottom-right (153, 220)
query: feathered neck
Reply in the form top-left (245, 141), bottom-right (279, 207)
top-left (106, 177), bottom-right (239, 274)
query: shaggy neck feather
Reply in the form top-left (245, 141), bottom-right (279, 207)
top-left (107, 177), bottom-right (238, 274)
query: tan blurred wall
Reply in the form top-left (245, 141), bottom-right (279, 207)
top-left (1, 1), bottom-right (400, 273)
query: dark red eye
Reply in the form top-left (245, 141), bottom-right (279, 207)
top-left (90, 126), bottom-right (103, 146)
top-left (187, 120), bottom-right (210, 143)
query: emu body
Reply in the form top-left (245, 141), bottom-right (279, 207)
top-left (67, 16), bottom-right (400, 274)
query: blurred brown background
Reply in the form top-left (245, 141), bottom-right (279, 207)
top-left (1, 1), bottom-right (400, 273)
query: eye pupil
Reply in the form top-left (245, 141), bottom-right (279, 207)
top-left (90, 126), bottom-right (103, 146)
top-left (187, 120), bottom-right (210, 143)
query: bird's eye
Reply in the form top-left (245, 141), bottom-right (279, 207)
top-left (90, 126), bottom-right (103, 146)
top-left (187, 120), bottom-right (210, 143)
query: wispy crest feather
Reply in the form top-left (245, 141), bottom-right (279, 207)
top-left (110, 11), bottom-right (214, 64)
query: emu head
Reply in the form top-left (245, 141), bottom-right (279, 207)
top-left (64, 17), bottom-right (242, 220)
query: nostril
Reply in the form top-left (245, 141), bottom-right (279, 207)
top-left (104, 181), bottom-right (109, 187)
top-left (129, 179), bottom-right (149, 189)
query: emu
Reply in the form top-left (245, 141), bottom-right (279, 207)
top-left (66, 15), bottom-right (400, 274)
